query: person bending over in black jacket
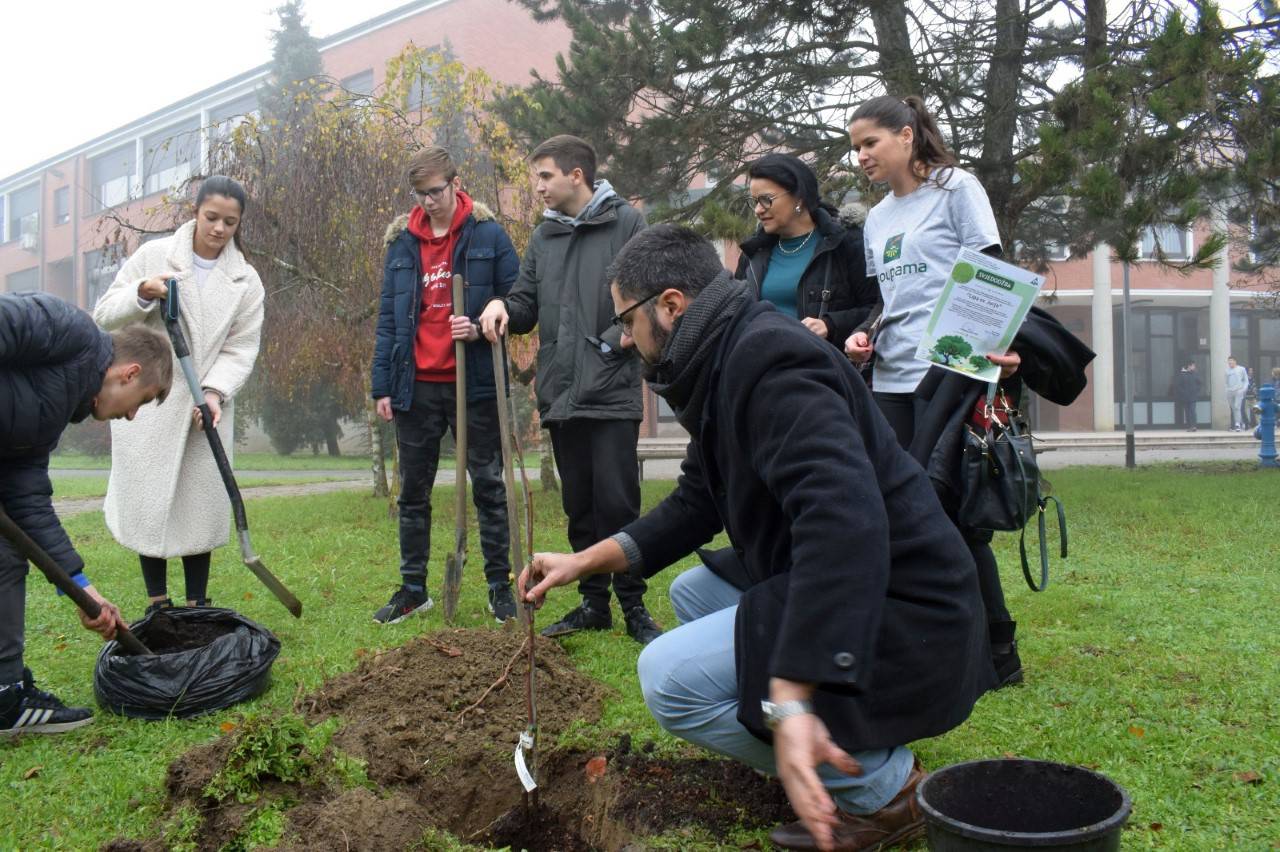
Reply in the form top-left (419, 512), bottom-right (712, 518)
top-left (0, 292), bottom-right (172, 736)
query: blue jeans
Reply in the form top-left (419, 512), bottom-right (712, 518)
top-left (637, 565), bottom-right (915, 815)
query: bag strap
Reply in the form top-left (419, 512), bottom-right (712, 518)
top-left (1018, 495), bottom-right (1067, 592)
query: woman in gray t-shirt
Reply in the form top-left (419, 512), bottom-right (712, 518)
top-left (845, 95), bottom-right (1025, 689)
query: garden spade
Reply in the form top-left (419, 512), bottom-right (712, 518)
top-left (442, 274), bottom-right (468, 622)
top-left (491, 336), bottom-right (539, 807)
top-left (0, 507), bottom-right (153, 656)
top-left (161, 280), bottom-right (302, 618)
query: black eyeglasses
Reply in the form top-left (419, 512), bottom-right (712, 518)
top-left (749, 192), bottom-right (780, 211)
top-left (610, 291), bottom-right (661, 334)
top-left (410, 182), bottom-right (452, 202)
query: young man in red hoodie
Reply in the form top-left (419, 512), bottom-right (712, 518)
top-left (371, 147), bottom-right (520, 624)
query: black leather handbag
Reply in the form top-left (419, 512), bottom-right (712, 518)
top-left (958, 387), bottom-right (1066, 591)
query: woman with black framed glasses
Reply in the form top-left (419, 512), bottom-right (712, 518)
top-left (734, 154), bottom-right (878, 350)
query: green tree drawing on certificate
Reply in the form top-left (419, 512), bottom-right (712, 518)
top-left (930, 335), bottom-right (973, 366)
top-left (968, 354), bottom-right (993, 373)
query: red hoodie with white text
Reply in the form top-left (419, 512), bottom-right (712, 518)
top-left (408, 190), bottom-right (474, 382)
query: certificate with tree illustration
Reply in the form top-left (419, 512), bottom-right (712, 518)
top-left (915, 247), bottom-right (1044, 383)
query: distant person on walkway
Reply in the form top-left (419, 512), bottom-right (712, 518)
top-left (2, 291), bottom-right (170, 735)
top-left (1173, 360), bottom-right (1200, 431)
top-left (370, 146), bottom-right (518, 625)
top-left (1225, 356), bottom-right (1248, 431)
top-left (93, 176), bottom-right (264, 614)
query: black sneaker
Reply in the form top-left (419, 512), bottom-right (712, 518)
top-left (540, 601), bottom-right (611, 638)
top-left (0, 669), bottom-right (93, 737)
top-left (488, 583), bottom-right (518, 624)
top-left (144, 598), bottom-right (173, 616)
top-left (372, 586), bottom-right (432, 624)
top-left (623, 606), bottom-right (663, 645)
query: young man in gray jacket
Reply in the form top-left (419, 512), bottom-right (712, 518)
top-left (480, 135), bottom-right (661, 644)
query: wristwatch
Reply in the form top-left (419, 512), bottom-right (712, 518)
top-left (760, 699), bottom-right (814, 730)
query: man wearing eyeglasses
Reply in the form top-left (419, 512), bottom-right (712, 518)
top-left (370, 146), bottom-right (519, 626)
top-left (479, 135), bottom-right (662, 645)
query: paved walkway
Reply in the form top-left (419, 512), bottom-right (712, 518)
top-left (53, 430), bottom-right (1271, 519)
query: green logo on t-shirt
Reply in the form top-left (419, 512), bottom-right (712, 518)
top-left (884, 233), bottom-right (904, 263)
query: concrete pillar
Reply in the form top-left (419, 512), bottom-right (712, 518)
top-left (1091, 244), bottom-right (1115, 430)
top-left (1209, 210), bottom-right (1231, 429)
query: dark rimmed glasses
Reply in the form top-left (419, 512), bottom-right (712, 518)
top-left (749, 192), bottom-right (780, 211)
top-left (410, 182), bottom-right (452, 202)
top-left (610, 291), bottom-right (661, 334)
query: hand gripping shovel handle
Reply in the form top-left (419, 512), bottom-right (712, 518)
top-left (161, 280), bottom-right (302, 618)
top-left (0, 508), bottom-right (152, 656)
top-left (442, 274), bottom-right (468, 622)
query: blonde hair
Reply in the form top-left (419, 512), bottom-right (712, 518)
top-left (110, 325), bottom-right (173, 404)
top-left (406, 146), bottom-right (458, 184)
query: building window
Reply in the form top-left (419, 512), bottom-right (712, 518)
top-left (84, 245), bottom-right (125, 307)
top-left (6, 267), bottom-right (40, 293)
top-left (90, 144), bottom-right (137, 211)
top-left (1138, 223), bottom-right (1191, 260)
top-left (0, 195), bottom-right (5, 241)
top-left (8, 183), bottom-right (39, 247)
top-left (341, 69), bottom-right (375, 100)
top-left (209, 91), bottom-right (259, 152)
top-left (54, 187), bottom-right (71, 225)
top-left (144, 117), bottom-right (201, 196)
top-left (1044, 241), bottom-right (1071, 261)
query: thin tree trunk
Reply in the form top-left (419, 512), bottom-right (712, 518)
top-left (540, 448), bottom-right (558, 493)
top-left (364, 377), bottom-right (389, 497)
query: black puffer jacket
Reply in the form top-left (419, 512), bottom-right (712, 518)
top-left (1, 293), bottom-right (113, 577)
top-left (734, 206), bottom-right (879, 346)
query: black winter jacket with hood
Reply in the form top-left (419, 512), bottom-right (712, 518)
top-left (1, 292), bottom-right (112, 579)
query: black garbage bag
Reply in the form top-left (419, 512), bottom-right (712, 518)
top-left (94, 607), bottom-right (281, 720)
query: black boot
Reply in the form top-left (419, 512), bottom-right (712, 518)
top-left (990, 620), bottom-right (1023, 688)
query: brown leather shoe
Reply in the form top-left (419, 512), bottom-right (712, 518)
top-left (769, 759), bottom-right (927, 851)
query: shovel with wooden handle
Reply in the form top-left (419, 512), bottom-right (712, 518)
top-left (0, 507), bottom-right (152, 656)
top-left (442, 274), bottom-right (468, 623)
top-left (161, 280), bottom-right (303, 618)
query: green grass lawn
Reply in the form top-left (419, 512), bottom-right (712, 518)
top-left (48, 475), bottom-right (354, 501)
top-left (50, 451), bottom-right (544, 473)
top-left (2, 465), bottom-right (1276, 849)
top-left (49, 452), bottom-right (375, 471)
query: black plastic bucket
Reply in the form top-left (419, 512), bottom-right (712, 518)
top-left (917, 759), bottom-right (1131, 850)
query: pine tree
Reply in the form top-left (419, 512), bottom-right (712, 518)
top-left (258, 0), bottom-right (328, 127)
top-left (498, 0), bottom-right (1274, 263)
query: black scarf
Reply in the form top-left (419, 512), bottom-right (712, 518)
top-left (644, 271), bottom-right (752, 435)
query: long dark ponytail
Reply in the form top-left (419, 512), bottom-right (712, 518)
top-left (194, 175), bottom-right (248, 251)
top-left (849, 95), bottom-right (957, 185)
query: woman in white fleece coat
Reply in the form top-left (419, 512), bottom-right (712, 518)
top-left (93, 176), bottom-right (264, 611)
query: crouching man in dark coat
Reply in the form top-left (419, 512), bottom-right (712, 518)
top-left (520, 226), bottom-right (995, 852)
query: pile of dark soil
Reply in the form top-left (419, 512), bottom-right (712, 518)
top-left (105, 626), bottom-right (791, 851)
